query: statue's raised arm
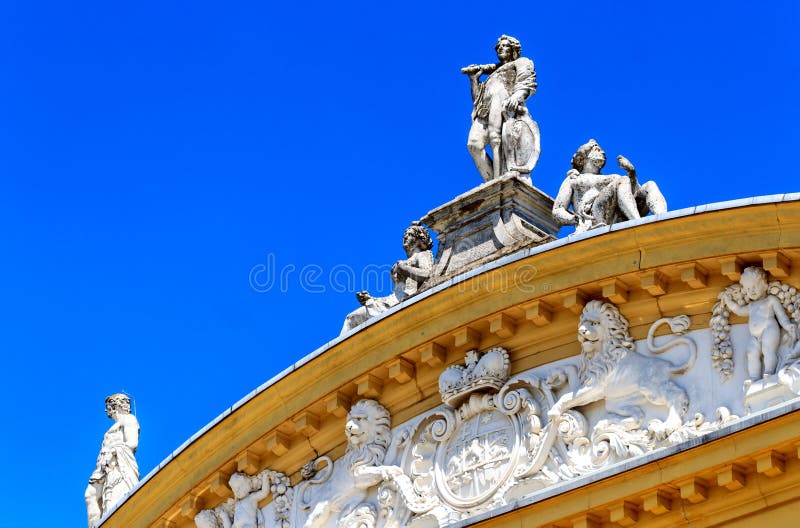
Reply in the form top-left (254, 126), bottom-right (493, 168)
top-left (465, 35), bottom-right (540, 183)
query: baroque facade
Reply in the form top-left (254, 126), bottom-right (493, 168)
top-left (92, 34), bottom-right (800, 528)
top-left (96, 194), bottom-right (800, 528)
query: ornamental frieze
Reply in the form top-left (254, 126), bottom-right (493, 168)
top-left (196, 266), bottom-right (800, 528)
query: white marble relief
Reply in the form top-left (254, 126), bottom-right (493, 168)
top-left (548, 301), bottom-right (696, 440)
top-left (710, 266), bottom-right (800, 412)
top-left (293, 399), bottom-right (402, 528)
top-left (370, 307), bottom-right (736, 526)
top-left (204, 294), bottom-right (800, 528)
top-left (195, 470), bottom-right (293, 528)
top-left (85, 393), bottom-right (140, 528)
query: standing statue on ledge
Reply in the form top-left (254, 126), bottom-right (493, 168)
top-left (341, 222), bottom-right (434, 334)
top-left (463, 35), bottom-right (540, 182)
top-left (85, 393), bottom-right (140, 527)
top-left (552, 139), bottom-right (667, 233)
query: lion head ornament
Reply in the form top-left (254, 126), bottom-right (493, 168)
top-left (343, 399), bottom-right (392, 471)
top-left (296, 399), bottom-right (397, 528)
top-left (550, 300), bottom-right (696, 439)
top-left (577, 300), bottom-right (636, 385)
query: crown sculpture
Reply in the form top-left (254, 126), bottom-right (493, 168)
top-left (438, 348), bottom-right (511, 407)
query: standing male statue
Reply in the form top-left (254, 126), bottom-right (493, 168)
top-left (463, 35), bottom-right (540, 182)
top-left (85, 393), bottom-right (140, 527)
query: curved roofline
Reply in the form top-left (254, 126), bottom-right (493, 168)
top-left (100, 192), bottom-right (799, 524)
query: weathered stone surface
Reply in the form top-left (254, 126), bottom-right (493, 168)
top-left (463, 35), bottom-right (540, 182)
top-left (552, 139), bottom-right (667, 233)
top-left (421, 173), bottom-right (557, 282)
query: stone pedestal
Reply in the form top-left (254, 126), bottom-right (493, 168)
top-left (421, 174), bottom-right (558, 283)
top-left (744, 377), bottom-right (798, 414)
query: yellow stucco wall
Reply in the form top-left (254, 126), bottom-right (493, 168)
top-left (103, 198), bottom-right (800, 528)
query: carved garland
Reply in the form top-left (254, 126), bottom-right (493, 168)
top-left (710, 279), bottom-right (800, 381)
top-left (194, 298), bottom-right (790, 528)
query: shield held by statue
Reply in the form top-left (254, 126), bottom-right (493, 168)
top-left (502, 109), bottom-right (540, 176)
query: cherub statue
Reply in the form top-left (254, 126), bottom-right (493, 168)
top-left (198, 471), bottom-right (273, 528)
top-left (552, 139), bottom-right (667, 233)
top-left (341, 222), bottom-right (434, 334)
top-left (195, 470), bottom-right (292, 528)
top-left (721, 266), bottom-right (797, 384)
top-left (195, 473), bottom-right (268, 528)
top-left (231, 471), bottom-right (274, 528)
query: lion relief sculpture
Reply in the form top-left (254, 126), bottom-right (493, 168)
top-left (549, 300), bottom-right (696, 439)
top-left (296, 399), bottom-right (402, 528)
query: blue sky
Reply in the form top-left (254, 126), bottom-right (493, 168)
top-left (1, 1), bottom-right (798, 526)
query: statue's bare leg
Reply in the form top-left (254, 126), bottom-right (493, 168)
top-left (591, 178), bottom-right (618, 227)
top-left (490, 142), bottom-right (502, 180)
top-left (615, 176), bottom-right (641, 221)
top-left (488, 98), bottom-right (505, 180)
top-left (762, 323), bottom-right (781, 376)
top-left (467, 121), bottom-right (493, 182)
top-left (85, 482), bottom-right (103, 526)
top-left (746, 336), bottom-right (763, 380)
top-left (637, 181), bottom-right (667, 215)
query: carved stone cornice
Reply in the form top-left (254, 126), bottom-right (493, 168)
top-left (99, 197), bottom-right (800, 528)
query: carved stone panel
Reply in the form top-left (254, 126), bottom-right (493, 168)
top-left (437, 408), bottom-right (518, 508)
top-left (203, 292), bottom-right (800, 528)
